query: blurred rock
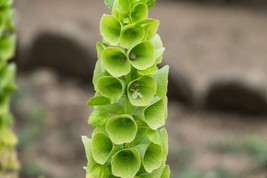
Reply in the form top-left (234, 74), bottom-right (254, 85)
top-left (28, 26), bottom-right (96, 82)
top-left (205, 78), bottom-right (267, 115)
top-left (167, 67), bottom-right (195, 106)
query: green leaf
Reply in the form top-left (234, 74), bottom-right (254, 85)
top-left (137, 19), bottom-right (159, 40)
top-left (87, 95), bottom-right (110, 106)
top-left (153, 65), bottom-right (169, 99)
top-left (128, 41), bottom-right (155, 70)
top-left (97, 76), bottom-right (125, 103)
top-left (127, 76), bottom-right (157, 106)
top-left (106, 114), bottom-right (138, 144)
top-left (119, 24), bottom-right (145, 49)
top-left (111, 148), bottom-right (141, 178)
top-left (100, 15), bottom-right (121, 46)
top-left (0, 34), bottom-right (15, 61)
top-left (88, 107), bottom-right (109, 127)
top-left (104, 0), bottom-right (115, 9)
top-left (91, 133), bottom-right (122, 165)
top-left (133, 97), bottom-right (166, 130)
top-left (101, 47), bottom-right (131, 77)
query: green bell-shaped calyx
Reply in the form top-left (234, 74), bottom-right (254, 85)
top-left (137, 19), bottom-right (159, 41)
top-left (128, 41), bottom-right (155, 70)
top-left (92, 60), bottom-right (110, 91)
top-left (153, 65), bottom-right (169, 99)
top-left (130, 0), bottom-right (156, 9)
top-left (150, 34), bottom-right (165, 64)
top-left (101, 47), bottom-right (131, 77)
top-left (131, 3), bottom-right (148, 23)
top-left (106, 114), bottom-right (137, 144)
top-left (96, 76), bottom-right (125, 103)
top-left (127, 76), bottom-right (157, 106)
top-left (120, 24), bottom-right (145, 49)
top-left (91, 133), bottom-right (122, 165)
top-left (0, 34), bottom-right (15, 61)
top-left (111, 148), bottom-right (141, 178)
top-left (88, 107), bottom-right (109, 127)
top-left (139, 165), bottom-right (170, 178)
top-left (83, 136), bottom-right (111, 178)
top-left (100, 15), bottom-right (121, 46)
top-left (133, 97), bottom-right (166, 130)
top-left (143, 143), bottom-right (162, 173)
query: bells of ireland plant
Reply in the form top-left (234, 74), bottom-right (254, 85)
top-left (0, 0), bottom-right (20, 177)
top-left (82, 0), bottom-right (170, 177)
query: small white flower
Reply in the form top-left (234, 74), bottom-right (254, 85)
top-left (130, 88), bottom-right (143, 99)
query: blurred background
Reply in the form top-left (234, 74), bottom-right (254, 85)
top-left (10, 0), bottom-right (267, 177)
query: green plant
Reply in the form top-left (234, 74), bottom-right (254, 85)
top-left (82, 0), bottom-right (169, 177)
top-left (0, 0), bottom-right (19, 177)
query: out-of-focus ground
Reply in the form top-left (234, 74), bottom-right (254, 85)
top-left (10, 0), bottom-right (267, 177)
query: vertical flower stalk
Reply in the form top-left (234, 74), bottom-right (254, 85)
top-left (82, 0), bottom-right (170, 177)
top-left (0, 0), bottom-right (19, 177)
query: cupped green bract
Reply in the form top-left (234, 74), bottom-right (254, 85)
top-left (0, 63), bottom-right (16, 93)
top-left (101, 47), bottom-right (131, 77)
top-left (86, 164), bottom-right (111, 178)
top-left (138, 165), bottom-right (169, 178)
top-left (100, 15), bottom-right (121, 46)
top-left (0, 34), bottom-right (15, 61)
top-left (88, 107), bottom-right (109, 127)
top-left (112, 0), bottom-right (131, 24)
top-left (131, 3), bottom-right (148, 23)
top-left (153, 65), bottom-right (169, 99)
top-left (104, 0), bottom-right (115, 10)
top-left (160, 128), bottom-right (168, 162)
top-left (128, 41), bottom-right (155, 70)
top-left (106, 114), bottom-right (137, 144)
top-left (146, 0), bottom-right (156, 9)
top-left (127, 76), bottom-right (157, 106)
top-left (91, 133), bottom-right (119, 165)
top-left (82, 136), bottom-right (96, 171)
top-left (137, 19), bottom-right (159, 40)
top-left (133, 97), bottom-right (166, 130)
top-left (93, 61), bottom-right (110, 90)
top-left (150, 34), bottom-right (165, 63)
top-left (111, 148), bottom-right (141, 178)
top-left (143, 143), bottom-right (162, 173)
top-left (96, 42), bottom-right (105, 60)
top-left (120, 24), bottom-right (145, 49)
top-left (97, 76), bottom-right (125, 103)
